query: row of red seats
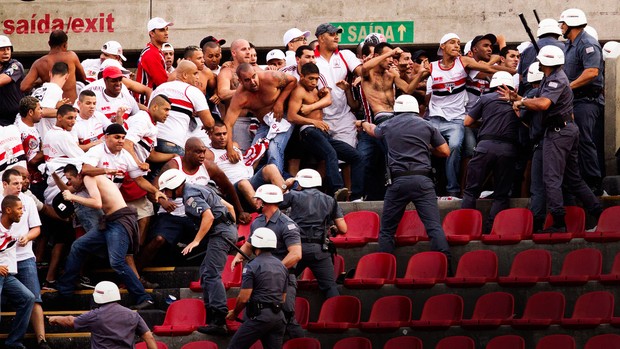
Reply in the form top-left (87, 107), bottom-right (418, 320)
top-left (306, 291), bottom-right (619, 332)
top-left (333, 206), bottom-right (620, 247)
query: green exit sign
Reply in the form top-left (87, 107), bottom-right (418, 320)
top-left (331, 21), bottom-right (415, 45)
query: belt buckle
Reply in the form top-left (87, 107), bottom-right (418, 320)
top-left (554, 127), bottom-right (561, 132)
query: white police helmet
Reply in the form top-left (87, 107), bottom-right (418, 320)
top-left (93, 281), bottom-right (121, 304)
top-left (251, 227), bottom-right (278, 249)
top-left (537, 18), bottom-right (563, 38)
top-left (527, 62), bottom-right (544, 83)
top-left (559, 8), bottom-right (587, 27)
top-left (296, 169), bottom-right (322, 188)
top-left (603, 41), bottom-right (620, 60)
top-left (254, 184), bottom-right (283, 203)
top-left (537, 45), bottom-right (565, 66)
top-left (0, 35), bottom-right (12, 49)
top-left (158, 169), bottom-right (187, 190)
top-left (489, 71), bottom-right (515, 89)
top-left (584, 26), bottom-right (599, 41)
top-left (393, 94), bottom-right (420, 113)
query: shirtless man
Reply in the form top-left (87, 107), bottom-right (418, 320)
top-left (287, 62), bottom-right (364, 201)
top-left (168, 46), bottom-right (216, 96)
top-left (20, 30), bottom-right (86, 103)
top-left (224, 63), bottom-right (297, 173)
top-left (217, 39), bottom-right (252, 104)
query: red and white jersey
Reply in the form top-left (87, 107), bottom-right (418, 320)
top-left (135, 43), bottom-right (168, 105)
top-left (0, 192), bottom-right (41, 262)
top-left (0, 223), bottom-right (17, 274)
top-left (209, 146), bottom-right (252, 185)
top-left (83, 143), bottom-right (146, 187)
top-left (33, 82), bottom-right (64, 140)
top-left (150, 81), bottom-right (209, 148)
top-left (159, 156), bottom-right (210, 216)
top-left (125, 110), bottom-right (158, 163)
top-left (81, 58), bottom-right (102, 83)
top-left (42, 126), bottom-right (84, 204)
top-left (16, 119), bottom-right (44, 183)
top-left (465, 69), bottom-right (490, 112)
top-left (0, 125), bottom-right (27, 175)
top-left (92, 88), bottom-right (140, 125)
top-left (427, 57), bottom-right (469, 121)
top-left (72, 112), bottom-right (111, 145)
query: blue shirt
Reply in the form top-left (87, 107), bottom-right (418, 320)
top-left (537, 68), bottom-right (573, 127)
top-left (0, 59), bottom-right (24, 122)
top-left (182, 183), bottom-right (236, 236)
top-left (468, 92), bottom-right (520, 141)
top-left (250, 210), bottom-right (301, 261)
top-left (241, 252), bottom-right (288, 304)
top-left (518, 37), bottom-right (564, 94)
top-left (563, 29), bottom-right (604, 90)
top-left (280, 188), bottom-right (344, 240)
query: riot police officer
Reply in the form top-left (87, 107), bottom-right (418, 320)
top-left (158, 169), bottom-right (238, 336)
top-left (356, 95), bottom-right (452, 262)
top-left (227, 227), bottom-right (289, 349)
top-left (280, 169), bottom-right (347, 298)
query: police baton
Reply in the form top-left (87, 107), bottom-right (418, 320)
top-left (518, 13), bottom-right (540, 53)
top-left (185, 237), bottom-right (253, 262)
top-left (533, 9), bottom-right (541, 24)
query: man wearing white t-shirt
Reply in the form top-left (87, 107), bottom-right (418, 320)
top-left (16, 97), bottom-right (45, 199)
top-left (72, 90), bottom-right (112, 151)
top-left (93, 66), bottom-right (140, 125)
top-left (32, 62), bottom-right (70, 141)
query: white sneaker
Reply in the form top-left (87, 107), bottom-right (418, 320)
top-left (438, 196), bottom-right (462, 201)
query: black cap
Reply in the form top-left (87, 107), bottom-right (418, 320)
top-left (471, 33), bottom-right (497, 48)
top-left (199, 35), bottom-right (226, 49)
top-left (104, 123), bottom-right (127, 135)
top-left (52, 192), bottom-right (75, 219)
top-left (411, 49), bottom-right (428, 62)
top-left (315, 23), bottom-right (343, 37)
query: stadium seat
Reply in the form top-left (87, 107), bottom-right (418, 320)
top-left (136, 342), bottom-right (168, 349)
top-left (445, 250), bottom-right (498, 287)
top-left (181, 341), bottom-right (219, 349)
top-left (461, 292), bottom-right (514, 329)
top-left (333, 337), bottom-right (372, 349)
top-left (295, 297), bottom-right (310, 329)
top-left (584, 206), bottom-right (620, 242)
top-left (359, 295), bottom-right (412, 332)
top-left (189, 255), bottom-right (243, 292)
top-left (394, 210), bottom-right (429, 245)
top-left (443, 209), bottom-right (483, 244)
top-left (533, 206), bottom-right (585, 243)
top-left (225, 298), bottom-right (243, 333)
top-left (498, 249), bottom-right (551, 286)
top-left (331, 211), bottom-right (379, 247)
top-left (511, 291), bottom-right (565, 329)
top-left (344, 252), bottom-right (396, 289)
top-left (436, 336), bottom-right (475, 349)
top-left (395, 251), bottom-right (447, 288)
top-left (410, 294), bottom-right (463, 330)
top-left (585, 334), bottom-right (620, 349)
top-left (535, 335), bottom-right (575, 349)
top-left (307, 295), bottom-right (361, 333)
top-left (599, 251), bottom-right (620, 285)
top-left (485, 335), bottom-right (525, 349)
top-left (236, 212), bottom-right (259, 247)
top-left (153, 298), bottom-right (206, 336)
top-left (548, 248), bottom-right (602, 286)
top-left (297, 254), bottom-right (344, 290)
top-left (249, 341), bottom-right (263, 349)
top-left (283, 337), bottom-right (321, 349)
top-left (383, 336), bottom-right (423, 349)
top-left (481, 208), bottom-right (533, 244)
top-left (561, 291), bottom-right (613, 328)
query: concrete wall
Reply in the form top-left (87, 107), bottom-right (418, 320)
top-left (604, 56), bottom-right (620, 176)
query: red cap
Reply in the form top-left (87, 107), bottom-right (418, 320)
top-left (103, 66), bottom-right (123, 79)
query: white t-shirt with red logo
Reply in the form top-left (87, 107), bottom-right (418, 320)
top-left (16, 119), bottom-right (44, 183)
top-left (33, 82), bottom-right (64, 140)
top-left (125, 110), bottom-right (158, 163)
top-left (0, 192), bottom-right (41, 262)
top-left (42, 126), bottom-right (85, 204)
top-left (72, 112), bottom-right (111, 145)
top-left (83, 143), bottom-right (146, 187)
top-left (0, 223), bottom-right (17, 274)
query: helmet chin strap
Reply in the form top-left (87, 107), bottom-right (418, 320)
top-left (562, 27), bottom-right (573, 40)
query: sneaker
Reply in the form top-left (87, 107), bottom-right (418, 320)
top-left (585, 226), bottom-right (597, 233)
top-left (140, 276), bottom-right (160, 289)
top-left (38, 340), bottom-right (52, 349)
top-left (79, 276), bottom-right (95, 289)
top-left (131, 299), bottom-right (155, 310)
top-left (41, 280), bottom-right (57, 291)
top-left (334, 188), bottom-right (349, 202)
top-left (197, 324), bottom-right (228, 336)
top-left (438, 196), bottom-right (462, 201)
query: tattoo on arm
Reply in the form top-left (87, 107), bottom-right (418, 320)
top-left (275, 72), bottom-right (287, 89)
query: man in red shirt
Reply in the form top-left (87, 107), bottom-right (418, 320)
top-left (135, 17), bottom-right (174, 104)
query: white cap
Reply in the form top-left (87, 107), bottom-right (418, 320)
top-left (393, 94), bottom-right (420, 113)
top-left (100, 59), bottom-right (130, 75)
top-left (295, 169), bottom-right (322, 188)
top-left (438, 33), bottom-right (460, 55)
top-left (254, 184), bottom-right (283, 203)
top-left (158, 169), bottom-right (186, 190)
top-left (101, 41), bottom-right (126, 61)
top-left (537, 18), bottom-right (563, 38)
top-left (603, 41), bottom-right (620, 60)
top-left (584, 25), bottom-right (599, 41)
top-left (93, 281), bottom-right (121, 304)
top-left (283, 28), bottom-right (310, 46)
top-left (490, 71), bottom-right (515, 89)
top-left (162, 43), bottom-right (174, 52)
top-left (0, 35), bottom-right (12, 48)
top-left (463, 40), bottom-right (473, 55)
top-left (251, 227), bottom-right (278, 249)
top-left (516, 41), bottom-right (532, 54)
top-left (147, 17), bottom-right (174, 32)
top-left (537, 45), bottom-right (565, 66)
top-left (527, 62), bottom-right (544, 83)
top-left (266, 49), bottom-right (285, 62)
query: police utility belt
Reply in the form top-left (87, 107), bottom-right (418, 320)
top-left (246, 301), bottom-right (282, 318)
top-left (478, 135), bottom-right (518, 146)
top-left (544, 118), bottom-right (573, 132)
top-left (214, 212), bottom-right (235, 226)
top-left (573, 87), bottom-right (602, 100)
top-left (391, 170), bottom-right (433, 180)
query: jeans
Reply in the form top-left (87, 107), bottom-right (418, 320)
top-left (253, 123), bottom-right (294, 174)
top-left (16, 257), bottom-right (42, 303)
top-left (58, 221), bottom-right (151, 304)
top-left (429, 117), bottom-right (464, 193)
top-left (75, 203), bottom-right (104, 234)
top-left (155, 139), bottom-right (185, 156)
top-left (301, 127), bottom-right (364, 200)
top-left (0, 274), bottom-right (35, 347)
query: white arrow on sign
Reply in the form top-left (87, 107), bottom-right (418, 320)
top-left (398, 24), bottom-right (407, 41)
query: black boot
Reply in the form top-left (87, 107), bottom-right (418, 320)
top-left (532, 217), bottom-right (546, 234)
top-left (540, 214), bottom-right (566, 233)
top-left (197, 308), bottom-right (228, 336)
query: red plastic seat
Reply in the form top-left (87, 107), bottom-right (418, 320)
top-left (561, 291), bottom-right (613, 328)
top-left (395, 252), bottom-right (447, 288)
top-left (443, 209), bottom-right (483, 244)
top-left (549, 248), bottom-right (602, 286)
top-left (485, 335), bottom-right (525, 349)
top-left (249, 341), bottom-right (263, 349)
top-left (585, 206), bottom-right (620, 242)
top-left (498, 249), bottom-right (551, 286)
top-left (181, 341), bottom-right (219, 349)
top-left (136, 342), bottom-right (168, 349)
top-left (331, 211), bottom-right (379, 247)
top-left (297, 254), bottom-right (344, 290)
top-left (461, 292), bottom-right (514, 329)
top-left (225, 298), bottom-right (243, 333)
top-left (394, 210), bottom-right (429, 246)
top-left (359, 295), bottom-right (412, 332)
top-left (153, 298), bottom-right (206, 336)
top-left (333, 337), bottom-right (372, 349)
top-left (585, 334), bottom-right (620, 349)
top-left (410, 294), bottom-right (463, 330)
top-left (445, 250), bottom-right (498, 287)
top-left (481, 208), bottom-right (532, 244)
top-left (344, 252), bottom-right (396, 289)
top-left (383, 336), bottom-right (423, 349)
top-left (282, 337), bottom-right (321, 349)
top-left (190, 255), bottom-right (243, 292)
top-left (600, 251), bottom-right (620, 284)
top-left (295, 297), bottom-right (309, 329)
top-left (536, 335), bottom-right (575, 349)
top-left (533, 206), bottom-right (585, 243)
top-left (236, 212), bottom-right (259, 247)
top-left (436, 336), bottom-right (475, 349)
top-left (511, 291), bottom-right (565, 329)
top-left (307, 295), bottom-right (361, 333)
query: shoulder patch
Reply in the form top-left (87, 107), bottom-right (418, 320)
top-left (548, 82), bottom-right (558, 88)
top-left (585, 46), bottom-right (594, 54)
top-left (185, 197), bottom-right (195, 206)
top-left (287, 223), bottom-right (297, 230)
top-left (242, 267), bottom-right (247, 274)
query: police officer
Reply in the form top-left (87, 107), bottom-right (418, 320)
top-left (518, 18), bottom-right (564, 95)
top-left (0, 35), bottom-right (25, 126)
top-left (227, 227), bottom-right (288, 349)
top-left (559, 8), bottom-right (605, 194)
top-left (158, 169), bottom-right (238, 336)
top-left (231, 184), bottom-right (303, 338)
top-left (356, 95), bottom-right (451, 262)
top-left (462, 72), bottom-right (521, 232)
top-left (501, 45), bottom-right (602, 232)
top-left (280, 169), bottom-right (347, 298)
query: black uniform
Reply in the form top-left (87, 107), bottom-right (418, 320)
top-left (0, 59), bottom-right (25, 126)
top-left (280, 188), bottom-right (342, 298)
top-left (228, 252), bottom-right (288, 349)
top-left (373, 112), bottom-right (451, 260)
top-left (461, 91), bottom-right (521, 231)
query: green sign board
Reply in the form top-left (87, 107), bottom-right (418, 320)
top-left (331, 21), bottom-right (415, 45)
